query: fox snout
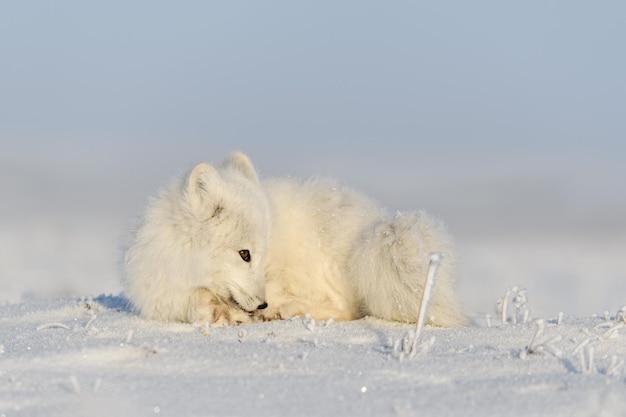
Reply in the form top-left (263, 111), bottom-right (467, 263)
top-left (229, 284), bottom-right (267, 313)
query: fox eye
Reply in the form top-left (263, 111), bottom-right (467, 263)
top-left (239, 250), bottom-right (251, 263)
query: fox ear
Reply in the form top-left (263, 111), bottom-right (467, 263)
top-left (185, 162), bottom-right (222, 211)
top-left (222, 152), bottom-right (259, 183)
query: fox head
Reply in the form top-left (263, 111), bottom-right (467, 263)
top-left (182, 152), bottom-right (271, 312)
top-left (124, 152), bottom-right (271, 321)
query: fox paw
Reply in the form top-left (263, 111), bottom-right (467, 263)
top-left (255, 306), bottom-right (282, 322)
top-left (254, 303), bottom-right (305, 321)
top-left (188, 288), bottom-right (253, 326)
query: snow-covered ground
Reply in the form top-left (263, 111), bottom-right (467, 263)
top-left (1, 295), bottom-right (625, 417)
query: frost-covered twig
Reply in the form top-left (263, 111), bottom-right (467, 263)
top-left (411, 253), bottom-right (442, 344)
top-left (579, 346), bottom-right (596, 374)
top-left (571, 313), bottom-right (625, 375)
top-left (572, 337), bottom-right (591, 356)
top-left (605, 355), bottom-right (624, 377)
top-left (520, 319), bottom-right (562, 360)
top-left (599, 322), bottom-right (624, 340)
top-left (497, 286), bottom-right (530, 325)
top-left (36, 323), bottom-right (70, 331)
top-left (512, 289), bottom-right (528, 325)
top-left (578, 321), bottom-right (625, 354)
top-left (616, 306), bottom-right (626, 324)
top-left (392, 333), bottom-right (435, 361)
top-left (497, 288), bottom-right (511, 325)
top-left (392, 253), bottom-right (442, 360)
top-left (84, 314), bottom-right (97, 330)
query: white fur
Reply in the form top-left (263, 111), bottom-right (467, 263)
top-left (123, 153), bottom-right (467, 327)
top-left (123, 153), bottom-right (271, 322)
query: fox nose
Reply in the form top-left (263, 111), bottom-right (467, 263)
top-left (257, 302), bottom-right (268, 310)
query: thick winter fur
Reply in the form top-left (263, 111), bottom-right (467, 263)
top-left (123, 153), bottom-right (467, 327)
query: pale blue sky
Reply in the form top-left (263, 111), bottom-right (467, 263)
top-left (2, 1), bottom-right (625, 234)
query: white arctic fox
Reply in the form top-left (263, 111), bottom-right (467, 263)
top-left (123, 152), bottom-right (467, 327)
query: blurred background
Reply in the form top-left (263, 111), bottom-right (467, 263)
top-left (1, 1), bottom-right (625, 319)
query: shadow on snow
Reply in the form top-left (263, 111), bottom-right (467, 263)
top-left (93, 293), bottom-right (134, 314)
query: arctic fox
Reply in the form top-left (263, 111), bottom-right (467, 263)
top-left (123, 152), bottom-right (467, 327)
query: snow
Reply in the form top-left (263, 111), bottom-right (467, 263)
top-left (2, 295), bottom-right (626, 417)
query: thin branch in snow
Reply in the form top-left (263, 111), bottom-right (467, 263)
top-left (572, 337), bottom-right (591, 356)
top-left (590, 321), bottom-right (624, 342)
top-left (497, 286), bottom-right (530, 325)
top-left (593, 321), bottom-right (614, 329)
top-left (497, 287), bottom-right (511, 325)
top-left (579, 346), bottom-right (596, 374)
top-left (557, 312), bottom-right (564, 326)
top-left (392, 253), bottom-right (442, 360)
top-left (520, 319), bottom-right (562, 359)
top-left (572, 319), bottom-right (624, 375)
top-left (512, 288), bottom-right (528, 325)
top-left (36, 323), bottom-right (70, 331)
top-left (412, 253), bottom-right (442, 343)
top-left (600, 322), bottom-right (624, 340)
top-left (392, 333), bottom-right (436, 361)
top-left (530, 318), bottom-right (545, 342)
top-left (541, 337), bottom-right (564, 357)
top-left (520, 319), bottom-right (543, 359)
top-left (84, 314), bottom-right (97, 330)
top-left (578, 347), bottom-right (588, 373)
top-left (605, 355), bottom-right (624, 377)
